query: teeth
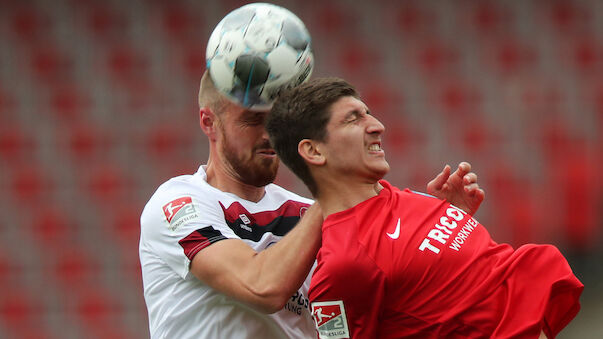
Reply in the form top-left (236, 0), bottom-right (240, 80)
top-left (369, 144), bottom-right (381, 151)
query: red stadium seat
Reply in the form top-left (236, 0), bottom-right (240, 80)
top-left (436, 80), bottom-right (483, 117)
top-left (505, 196), bottom-right (542, 247)
top-left (459, 118), bottom-right (502, 154)
top-left (0, 288), bottom-right (42, 329)
top-left (109, 204), bottom-right (142, 247)
top-left (106, 45), bottom-right (149, 90)
top-left (552, 147), bottom-right (600, 250)
top-left (28, 206), bottom-right (72, 251)
top-left (548, 1), bottom-right (591, 34)
top-left (29, 44), bottom-right (73, 86)
top-left (540, 119), bottom-right (572, 160)
top-left (0, 122), bottom-right (35, 163)
top-left (0, 250), bottom-right (19, 289)
top-left (86, 327), bottom-right (139, 339)
top-left (6, 327), bottom-right (54, 339)
top-left (596, 83), bottom-right (603, 117)
top-left (394, 2), bottom-right (437, 36)
top-left (143, 122), bottom-right (196, 165)
top-left (10, 4), bottom-right (52, 43)
top-left (52, 246), bottom-right (101, 291)
top-left (9, 164), bottom-right (53, 203)
top-left (338, 40), bottom-right (383, 77)
top-left (64, 121), bottom-right (113, 162)
top-left (181, 46), bottom-right (207, 82)
top-left (484, 162), bottom-right (538, 244)
top-left (314, 2), bottom-right (348, 34)
top-left (487, 162), bottom-right (523, 201)
top-left (358, 80), bottom-right (400, 117)
top-left (83, 3), bottom-right (128, 42)
top-left (0, 87), bottom-right (17, 120)
top-left (154, 2), bottom-right (205, 47)
top-left (494, 38), bottom-right (538, 75)
top-left (416, 39), bottom-right (460, 76)
top-left (120, 254), bottom-right (144, 287)
top-left (82, 165), bottom-right (134, 205)
top-left (49, 85), bottom-right (91, 121)
top-left (469, 1), bottom-right (512, 34)
top-left (73, 287), bottom-right (124, 330)
top-left (570, 38), bottom-right (600, 73)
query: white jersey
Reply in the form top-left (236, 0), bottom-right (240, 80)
top-left (140, 165), bottom-right (316, 339)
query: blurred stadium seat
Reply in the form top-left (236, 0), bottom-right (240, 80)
top-left (0, 122), bottom-right (35, 163)
top-left (9, 164), bottom-right (53, 203)
top-left (49, 85), bottom-right (91, 121)
top-left (9, 4), bottom-right (52, 44)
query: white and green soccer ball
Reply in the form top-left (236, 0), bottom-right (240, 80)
top-left (206, 3), bottom-right (314, 109)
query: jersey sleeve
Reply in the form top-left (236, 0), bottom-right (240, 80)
top-left (140, 183), bottom-right (238, 279)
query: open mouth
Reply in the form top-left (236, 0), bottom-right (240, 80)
top-left (368, 142), bottom-right (382, 152)
top-left (257, 149), bottom-right (277, 156)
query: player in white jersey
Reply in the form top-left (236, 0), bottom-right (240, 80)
top-left (140, 165), bottom-right (316, 338)
top-left (139, 69), bottom-right (484, 338)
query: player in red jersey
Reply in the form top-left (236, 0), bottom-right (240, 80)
top-left (266, 77), bottom-right (583, 339)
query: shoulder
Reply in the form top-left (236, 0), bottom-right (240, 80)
top-left (265, 183), bottom-right (314, 205)
top-left (141, 173), bottom-right (229, 231)
top-left (143, 174), bottom-right (207, 212)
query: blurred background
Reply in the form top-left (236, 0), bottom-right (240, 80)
top-left (0, 0), bottom-right (601, 337)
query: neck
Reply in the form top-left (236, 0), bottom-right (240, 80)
top-left (204, 154), bottom-right (266, 203)
top-left (315, 178), bottom-right (382, 217)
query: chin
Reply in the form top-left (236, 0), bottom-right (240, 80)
top-left (378, 167), bottom-right (391, 180)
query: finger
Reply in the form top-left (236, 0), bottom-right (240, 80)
top-left (463, 172), bottom-right (478, 185)
top-left (464, 186), bottom-right (485, 204)
top-left (452, 162), bottom-right (471, 179)
top-left (470, 188), bottom-right (486, 202)
top-left (476, 188), bottom-right (485, 200)
top-left (427, 164), bottom-right (451, 191)
top-left (459, 161), bottom-right (471, 172)
top-left (464, 183), bottom-right (480, 193)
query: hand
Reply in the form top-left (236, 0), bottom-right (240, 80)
top-left (426, 162), bottom-right (485, 215)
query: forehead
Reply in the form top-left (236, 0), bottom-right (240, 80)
top-left (226, 102), bottom-right (270, 120)
top-left (328, 96), bottom-right (368, 121)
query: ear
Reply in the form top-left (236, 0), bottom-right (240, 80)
top-left (199, 108), bottom-right (218, 140)
top-left (298, 139), bottom-right (325, 166)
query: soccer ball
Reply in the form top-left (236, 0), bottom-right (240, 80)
top-left (206, 3), bottom-right (314, 109)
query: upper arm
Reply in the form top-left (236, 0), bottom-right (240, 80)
top-left (140, 187), bottom-right (235, 279)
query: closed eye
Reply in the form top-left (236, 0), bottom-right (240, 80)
top-left (240, 112), bottom-right (267, 126)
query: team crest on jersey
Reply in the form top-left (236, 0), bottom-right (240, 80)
top-left (162, 197), bottom-right (199, 231)
top-left (311, 300), bottom-right (350, 339)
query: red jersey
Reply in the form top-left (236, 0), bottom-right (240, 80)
top-left (309, 180), bottom-right (583, 339)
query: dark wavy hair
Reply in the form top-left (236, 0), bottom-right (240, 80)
top-left (266, 77), bottom-right (358, 196)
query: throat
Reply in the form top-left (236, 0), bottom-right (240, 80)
top-left (205, 163), bottom-right (267, 202)
top-left (317, 183), bottom-right (379, 216)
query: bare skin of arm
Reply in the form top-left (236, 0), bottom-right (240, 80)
top-left (189, 203), bottom-right (323, 313)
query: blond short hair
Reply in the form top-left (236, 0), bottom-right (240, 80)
top-left (198, 71), bottom-right (229, 115)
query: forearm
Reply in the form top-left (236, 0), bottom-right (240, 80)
top-left (244, 203), bottom-right (322, 311)
top-left (191, 203), bottom-right (323, 313)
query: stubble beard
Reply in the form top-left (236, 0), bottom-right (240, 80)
top-left (221, 137), bottom-right (279, 188)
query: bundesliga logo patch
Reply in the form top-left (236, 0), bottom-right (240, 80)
top-left (163, 197), bottom-right (198, 231)
top-left (311, 300), bottom-right (350, 339)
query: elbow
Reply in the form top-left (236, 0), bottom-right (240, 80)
top-left (261, 298), bottom-right (288, 314)
top-left (248, 285), bottom-right (292, 314)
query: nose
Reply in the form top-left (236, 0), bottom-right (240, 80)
top-left (260, 126), bottom-right (270, 141)
top-left (366, 114), bottom-right (385, 135)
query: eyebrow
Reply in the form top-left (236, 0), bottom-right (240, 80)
top-left (343, 107), bottom-right (370, 121)
top-left (241, 111), bottom-right (267, 119)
